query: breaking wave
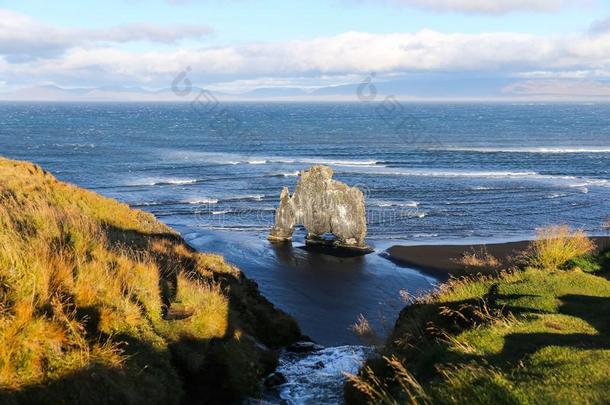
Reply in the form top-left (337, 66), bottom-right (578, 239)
top-left (440, 147), bottom-right (610, 154)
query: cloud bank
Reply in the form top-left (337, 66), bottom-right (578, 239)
top-left (383, 0), bottom-right (590, 14)
top-left (0, 9), bottom-right (212, 61)
top-left (5, 29), bottom-right (610, 80)
top-left (2, 7), bottom-right (610, 99)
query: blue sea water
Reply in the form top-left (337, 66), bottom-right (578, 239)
top-left (2, 102), bottom-right (610, 348)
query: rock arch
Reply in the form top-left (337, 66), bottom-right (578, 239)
top-left (268, 165), bottom-right (370, 251)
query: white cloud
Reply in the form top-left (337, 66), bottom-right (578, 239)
top-left (4, 7), bottom-right (610, 98)
top-left (514, 70), bottom-right (610, 79)
top-left (384, 0), bottom-right (591, 14)
top-left (0, 8), bottom-right (212, 60)
top-left (87, 23), bottom-right (212, 43)
top-left (161, 0), bottom-right (589, 14)
top-left (8, 29), bottom-right (610, 82)
top-left (589, 17), bottom-right (610, 33)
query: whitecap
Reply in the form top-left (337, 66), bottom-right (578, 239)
top-left (375, 201), bottom-right (419, 208)
top-left (187, 198), bottom-right (218, 204)
top-left (350, 168), bottom-right (540, 178)
top-left (269, 171), bottom-right (299, 177)
top-left (224, 194), bottom-right (266, 202)
top-left (300, 158), bottom-right (381, 167)
top-left (157, 149), bottom-right (382, 168)
top-left (439, 147), bottom-right (610, 154)
top-left (282, 171), bottom-right (300, 177)
top-left (125, 178), bottom-right (199, 187)
top-left (156, 179), bottom-right (198, 185)
top-left (584, 179), bottom-right (610, 186)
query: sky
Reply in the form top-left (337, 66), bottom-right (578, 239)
top-left (2, 0), bottom-right (610, 100)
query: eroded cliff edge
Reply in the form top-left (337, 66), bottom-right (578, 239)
top-left (0, 157), bottom-right (300, 404)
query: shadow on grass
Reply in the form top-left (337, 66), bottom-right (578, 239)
top-left (0, 224), bottom-right (300, 405)
top-left (485, 294), bottom-right (610, 367)
top-left (445, 292), bottom-right (610, 370)
top-left (386, 275), bottom-right (610, 375)
top-left (347, 249), bottom-right (610, 404)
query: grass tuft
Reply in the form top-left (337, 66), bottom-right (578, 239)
top-left (525, 225), bottom-right (595, 271)
top-left (345, 356), bottom-right (429, 405)
top-left (456, 247), bottom-right (500, 269)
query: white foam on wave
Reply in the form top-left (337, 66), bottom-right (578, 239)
top-left (345, 167), bottom-right (540, 178)
top-left (159, 150), bottom-right (246, 165)
top-left (440, 147), bottom-right (610, 154)
top-left (375, 201), bottom-right (419, 208)
top-left (211, 210), bottom-right (230, 215)
top-left (584, 179), bottom-right (610, 186)
top-left (200, 225), bottom-right (270, 232)
top-left (342, 168), bottom-right (610, 188)
top-left (187, 198), bottom-right (218, 204)
top-left (225, 194), bottom-right (266, 201)
top-left (299, 158), bottom-right (381, 167)
top-left (158, 149), bottom-right (382, 168)
top-left (567, 179), bottom-right (610, 188)
top-left (159, 179), bottom-right (198, 185)
top-left (413, 233), bottom-right (439, 238)
top-left (126, 178), bottom-right (199, 187)
top-left (270, 171), bottom-right (299, 177)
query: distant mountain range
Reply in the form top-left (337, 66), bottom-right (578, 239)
top-left (3, 76), bottom-right (610, 101)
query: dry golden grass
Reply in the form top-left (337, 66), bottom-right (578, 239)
top-left (456, 247), bottom-right (500, 269)
top-left (351, 314), bottom-right (381, 346)
top-left (0, 157), bottom-right (297, 401)
top-left (346, 356), bottom-right (429, 405)
top-left (525, 225), bottom-right (595, 270)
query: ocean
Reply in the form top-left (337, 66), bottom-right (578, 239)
top-left (2, 101), bottom-right (610, 347)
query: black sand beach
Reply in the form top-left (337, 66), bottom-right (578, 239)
top-left (387, 236), bottom-right (610, 278)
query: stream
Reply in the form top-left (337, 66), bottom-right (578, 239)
top-left (258, 345), bottom-right (374, 404)
top-left (175, 225), bottom-right (437, 404)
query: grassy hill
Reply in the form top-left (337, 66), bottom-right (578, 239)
top-left (0, 157), bottom-right (300, 404)
top-left (347, 227), bottom-right (610, 404)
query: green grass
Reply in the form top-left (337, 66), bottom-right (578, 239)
top-left (347, 237), bottom-right (610, 404)
top-left (0, 157), bottom-right (300, 403)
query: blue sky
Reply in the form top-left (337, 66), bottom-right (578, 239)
top-left (9, 0), bottom-right (603, 38)
top-left (2, 0), bottom-right (610, 100)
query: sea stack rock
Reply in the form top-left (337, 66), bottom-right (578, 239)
top-left (268, 165), bottom-right (371, 252)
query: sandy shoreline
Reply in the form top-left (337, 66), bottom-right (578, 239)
top-left (387, 236), bottom-right (610, 279)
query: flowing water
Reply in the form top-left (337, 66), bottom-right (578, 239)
top-left (256, 345), bottom-right (374, 404)
top-left (2, 102), bottom-right (610, 403)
